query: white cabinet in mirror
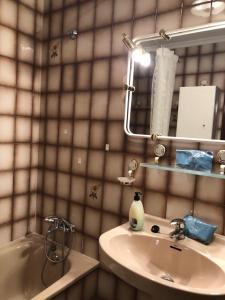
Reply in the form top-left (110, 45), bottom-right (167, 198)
top-left (124, 22), bottom-right (225, 144)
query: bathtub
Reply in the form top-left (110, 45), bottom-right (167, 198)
top-left (0, 233), bottom-right (99, 300)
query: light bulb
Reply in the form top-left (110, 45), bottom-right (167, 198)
top-left (131, 47), bottom-right (151, 67)
top-left (131, 47), bottom-right (143, 63)
top-left (140, 52), bottom-right (151, 67)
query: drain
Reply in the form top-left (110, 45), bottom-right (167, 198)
top-left (161, 273), bottom-right (174, 283)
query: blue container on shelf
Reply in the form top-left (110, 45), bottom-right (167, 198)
top-left (176, 150), bottom-right (213, 171)
top-left (183, 215), bottom-right (217, 245)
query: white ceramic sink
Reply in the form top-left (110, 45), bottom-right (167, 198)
top-left (99, 215), bottom-right (225, 300)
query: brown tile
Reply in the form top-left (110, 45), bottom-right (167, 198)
top-left (107, 121), bottom-right (124, 151)
top-left (77, 31), bottom-right (93, 62)
top-left (72, 149), bottom-right (87, 175)
top-left (91, 91), bottom-right (108, 120)
top-left (15, 144), bottom-right (30, 168)
top-left (96, 0), bottom-right (113, 27)
top-left (62, 38), bottom-right (76, 64)
top-left (56, 198), bottom-right (68, 218)
top-left (169, 172), bottom-right (195, 198)
top-left (95, 28), bottom-right (111, 58)
top-left (14, 195), bottom-right (28, 220)
top-left (83, 236), bottom-right (99, 260)
top-left (45, 145), bottom-right (57, 169)
top-left (16, 117), bottom-right (31, 142)
top-left (57, 172), bottom-right (70, 198)
top-left (93, 59), bottom-right (110, 89)
top-left (73, 120), bottom-right (89, 148)
top-left (59, 120), bottom-right (73, 145)
top-left (0, 57), bottom-right (16, 86)
top-left (18, 4), bottom-right (35, 35)
top-left (75, 92), bottom-right (90, 119)
top-left (114, 0), bottom-right (133, 22)
top-left (116, 279), bottom-right (136, 300)
top-left (58, 147), bottom-right (71, 172)
top-left (98, 269), bottom-right (117, 300)
top-left (90, 121), bottom-right (105, 149)
top-left (135, 0), bottom-right (156, 18)
top-left (77, 63), bottom-right (91, 90)
top-left (48, 66), bottom-right (61, 92)
top-left (166, 196), bottom-right (193, 220)
top-left (0, 87), bottom-right (15, 114)
top-left (71, 176), bottom-right (86, 204)
top-left (0, 117), bottom-right (14, 142)
top-left (63, 65), bottom-right (75, 91)
top-left (17, 91), bottom-right (32, 115)
top-left (0, 198), bottom-right (11, 224)
top-left (13, 219), bottom-right (27, 240)
top-left (87, 150), bottom-right (104, 178)
top-left (51, 11), bottom-right (62, 38)
top-left (84, 207), bottom-right (101, 237)
top-left (103, 182), bottom-right (121, 214)
top-left (144, 191), bottom-right (166, 218)
top-left (18, 34), bottom-right (34, 63)
top-left (196, 177), bottom-right (225, 205)
top-left (105, 153), bottom-right (124, 181)
top-left (86, 179), bottom-right (102, 209)
top-left (0, 25), bottom-right (16, 58)
top-left (79, 1), bottom-right (95, 31)
top-left (70, 203), bottom-right (84, 231)
top-left (15, 170), bottom-right (29, 194)
top-left (194, 201), bottom-right (224, 234)
top-left (0, 0), bottom-right (17, 28)
top-left (63, 5), bottom-right (77, 34)
top-left (101, 212), bottom-right (120, 233)
top-left (18, 63), bottom-right (33, 90)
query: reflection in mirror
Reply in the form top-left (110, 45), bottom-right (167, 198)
top-left (130, 42), bottom-right (225, 140)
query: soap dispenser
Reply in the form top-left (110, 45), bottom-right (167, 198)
top-left (129, 192), bottom-right (144, 231)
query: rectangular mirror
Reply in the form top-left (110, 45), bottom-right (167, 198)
top-left (124, 22), bottom-right (225, 143)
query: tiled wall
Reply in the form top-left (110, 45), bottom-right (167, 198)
top-left (36, 0), bottom-right (225, 298)
top-left (0, 0), bottom-right (47, 244)
top-left (38, 0), bottom-right (225, 256)
top-left (0, 0), bottom-right (225, 299)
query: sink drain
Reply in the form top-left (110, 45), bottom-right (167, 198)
top-left (161, 273), bottom-right (174, 283)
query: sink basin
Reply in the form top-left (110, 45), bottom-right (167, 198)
top-left (99, 215), bottom-right (225, 300)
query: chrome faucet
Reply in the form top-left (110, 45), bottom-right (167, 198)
top-left (169, 218), bottom-right (185, 241)
top-left (44, 216), bottom-right (75, 233)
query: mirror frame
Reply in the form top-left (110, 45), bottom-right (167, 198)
top-left (124, 21), bottom-right (225, 144)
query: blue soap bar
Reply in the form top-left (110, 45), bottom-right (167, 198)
top-left (176, 150), bottom-right (213, 171)
top-left (183, 215), bottom-right (217, 245)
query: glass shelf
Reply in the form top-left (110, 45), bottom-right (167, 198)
top-left (140, 162), bottom-right (225, 180)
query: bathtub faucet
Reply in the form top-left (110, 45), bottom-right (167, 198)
top-left (44, 216), bottom-right (75, 233)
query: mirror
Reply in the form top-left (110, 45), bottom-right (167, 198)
top-left (125, 22), bottom-right (225, 143)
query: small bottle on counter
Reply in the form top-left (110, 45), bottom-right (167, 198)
top-left (129, 192), bottom-right (144, 231)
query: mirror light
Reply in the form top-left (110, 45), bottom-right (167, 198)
top-left (122, 33), bottom-right (151, 67)
top-left (191, 0), bottom-right (225, 17)
top-left (132, 47), bottom-right (151, 67)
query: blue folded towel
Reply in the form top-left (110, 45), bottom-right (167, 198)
top-left (176, 150), bottom-right (213, 171)
top-left (183, 215), bottom-right (217, 245)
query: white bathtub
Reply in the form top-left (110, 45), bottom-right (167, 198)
top-left (0, 233), bottom-right (99, 300)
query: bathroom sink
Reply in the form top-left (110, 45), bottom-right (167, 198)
top-left (99, 215), bottom-right (225, 300)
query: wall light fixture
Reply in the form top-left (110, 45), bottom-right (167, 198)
top-left (122, 33), bottom-right (151, 67)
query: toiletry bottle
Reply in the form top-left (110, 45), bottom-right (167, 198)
top-left (129, 192), bottom-right (144, 231)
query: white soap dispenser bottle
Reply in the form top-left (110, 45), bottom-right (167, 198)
top-left (129, 192), bottom-right (144, 231)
